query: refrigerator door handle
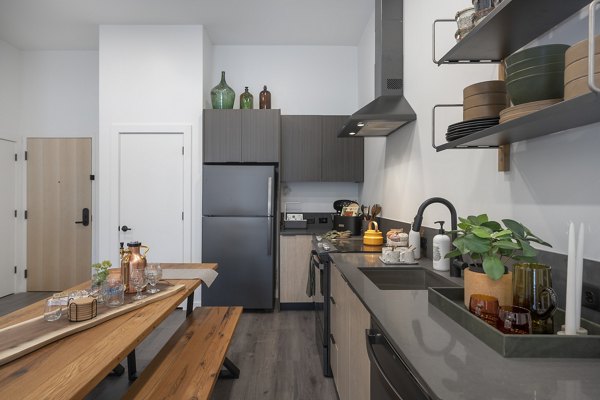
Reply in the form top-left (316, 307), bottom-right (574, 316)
top-left (267, 176), bottom-right (273, 216)
top-left (267, 217), bottom-right (273, 255)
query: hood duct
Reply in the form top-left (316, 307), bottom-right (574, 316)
top-left (339, 0), bottom-right (416, 137)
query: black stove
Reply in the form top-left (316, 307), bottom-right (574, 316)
top-left (311, 235), bottom-right (382, 377)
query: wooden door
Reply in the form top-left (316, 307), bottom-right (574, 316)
top-left (27, 138), bottom-right (92, 291)
top-left (242, 109), bottom-right (280, 163)
top-left (321, 116), bottom-right (364, 182)
top-left (203, 110), bottom-right (242, 163)
top-left (119, 133), bottom-right (184, 263)
top-left (281, 115), bottom-right (322, 181)
top-left (0, 139), bottom-right (16, 297)
top-left (279, 235), bottom-right (313, 303)
top-left (348, 291), bottom-right (371, 400)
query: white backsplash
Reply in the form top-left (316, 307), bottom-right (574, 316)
top-left (281, 182), bottom-right (360, 213)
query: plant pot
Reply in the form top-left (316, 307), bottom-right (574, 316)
top-left (463, 266), bottom-right (513, 308)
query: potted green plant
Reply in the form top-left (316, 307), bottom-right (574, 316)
top-left (445, 214), bottom-right (551, 307)
top-left (91, 260), bottom-right (112, 302)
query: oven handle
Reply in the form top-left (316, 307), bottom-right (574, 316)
top-left (366, 329), bottom-right (404, 399)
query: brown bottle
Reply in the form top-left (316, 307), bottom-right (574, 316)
top-left (259, 85), bottom-right (271, 109)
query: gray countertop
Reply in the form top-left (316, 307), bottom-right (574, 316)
top-left (329, 253), bottom-right (600, 400)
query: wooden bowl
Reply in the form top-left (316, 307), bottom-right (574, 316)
top-left (506, 71), bottom-right (564, 105)
top-left (463, 92), bottom-right (510, 109)
top-left (463, 104), bottom-right (507, 120)
top-left (564, 54), bottom-right (600, 85)
top-left (463, 80), bottom-right (506, 98)
top-left (564, 73), bottom-right (600, 100)
top-left (499, 99), bottom-right (562, 124)
top-left (565, 35), bottom-right (600, 66)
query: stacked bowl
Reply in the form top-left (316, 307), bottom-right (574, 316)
top-left (505, 44), bottom-right (569, 105)
top-left (463, 80), bottom-right (509, 120)
top-left (564, 35), bottom-right (600, 100)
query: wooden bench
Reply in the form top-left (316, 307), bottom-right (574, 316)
top-left (124, 306), bottom-right (242, 400)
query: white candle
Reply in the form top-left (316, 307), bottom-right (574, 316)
top-left (565, 222), bottom-right (577, 335)
top-left (575, 223), bottom-right (584, 328)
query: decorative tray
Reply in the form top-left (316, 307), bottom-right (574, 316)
top-left (378, 256), bottom-right (419, 266)
top-left (428, 287), bottom-right (600, 358)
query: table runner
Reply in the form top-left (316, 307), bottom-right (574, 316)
top-left (0, 282), bottom-right (184, 367)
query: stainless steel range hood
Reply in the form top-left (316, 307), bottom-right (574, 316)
top-left (339, 0), bottom-right (416, 137)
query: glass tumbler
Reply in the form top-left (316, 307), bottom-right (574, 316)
top-left (44, 298), bottom-right (63, 321)
top-left (469, 294), bottom-right (499, 326)
top-left (496, 305), bottom-right (532, 334)
top-left (104, 278), bottom-right (125, 308)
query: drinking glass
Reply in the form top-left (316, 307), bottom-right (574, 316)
top-left (512, 263), bottom-right (557, 334)
top-left (496, 305), bottom-right (532, 334)
top-left (104, 276), bottom-right (125, 307)
top-left (44, 298), bottom-right (62, 321)
top-left (130, 269), bottom-right (146, 301)
top-left (469, 294), bottom-right (499, 326)
top-left (145, 264), bottom-right (162, 294)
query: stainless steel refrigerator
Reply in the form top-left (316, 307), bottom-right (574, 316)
top-left (202, 164), bottom-right (276, 310)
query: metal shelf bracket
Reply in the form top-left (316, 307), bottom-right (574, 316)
top-left (431, 104), bottom-right (499, 151)
top-left (432, 19), bottom-right (501, 65)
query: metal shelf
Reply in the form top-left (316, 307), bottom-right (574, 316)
top-left (435, 0), bottom-right (591, 65)
top-left (435, 93), bottom-right (600, 151)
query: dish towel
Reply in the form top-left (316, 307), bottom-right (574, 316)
top-left (306, 255), bottom-right (315, 298)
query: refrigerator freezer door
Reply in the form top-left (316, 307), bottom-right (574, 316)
top-left (201, 216), bottom-right (274, 309)
top-left (203, 165), bottom-right (275, 217)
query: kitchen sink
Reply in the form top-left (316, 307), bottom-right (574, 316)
top-left (359, 267), bottom-right (459, 290)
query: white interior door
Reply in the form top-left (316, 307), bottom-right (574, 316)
top-left (119, 133), bottom-right (184, 263)
top-left (0, 139), bottom-right (16, 297)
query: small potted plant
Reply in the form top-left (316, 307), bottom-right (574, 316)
top-left (91, 260), bottom-right (112, 302)
top-left (445, 214), bottom-right (551, 307)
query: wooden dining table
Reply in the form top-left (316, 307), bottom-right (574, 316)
top-left (0, 263), bottom-right (217, 400)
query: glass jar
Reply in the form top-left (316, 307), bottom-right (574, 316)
top-left (240, 87), bottom-right (254, 109)
top-left (210, 71), bottom-right (235, 109)
top-left (259, 85), bottom-right (271, 109)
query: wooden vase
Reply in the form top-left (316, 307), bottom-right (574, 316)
top-left (463, 268), bottom-right (513, 308)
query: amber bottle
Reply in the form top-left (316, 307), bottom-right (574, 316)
top-left (259, 85), bottom-right (271, 109)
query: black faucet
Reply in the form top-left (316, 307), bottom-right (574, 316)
top-left (412, 197), bottom-right (464, 277)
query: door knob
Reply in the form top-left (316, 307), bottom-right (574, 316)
top-left (121, 225), bottom-right (132, 232)
top-left (75, 208), bottom-right (90, 226)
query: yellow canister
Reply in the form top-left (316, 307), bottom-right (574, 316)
top-left (363, 221), bottom-right (384, 246)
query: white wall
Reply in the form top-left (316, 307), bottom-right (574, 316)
top-left (362, 1), bottom-right (600, 261)
top-left (212, 45), bottom-right (361, 212)
top-left (0, 40), bottom-right (21, 140)
top-left (98, 26), bottom-right (205, 268)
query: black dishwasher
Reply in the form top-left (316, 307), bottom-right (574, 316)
top-left (366, 319), bottom-right (435, 400)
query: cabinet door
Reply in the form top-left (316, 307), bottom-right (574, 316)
top-left (203, 110), bottom-right (242, 162)
top-left (348, 291), bottom-right (371, 400)
top-left (242, 109), bottom-right (281, 162)
top-left (279, 235), bottom-right (313, 303)
top-left (281, 115), bottom-right (322, 182)
top-left (321, 116), bottom-right (364, 182)
top-left (331, 264), bottom-right (350, 400)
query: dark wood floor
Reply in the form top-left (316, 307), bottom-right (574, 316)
top-left (0, 293), bottom-right (338, 400)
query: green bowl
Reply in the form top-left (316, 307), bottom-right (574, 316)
top-left (506, 54), bottom-right (566, 76)
top-left (506, 44), bottom-right (569, 67)
top-left (506, 61), bottom-right (565, 82)
top-left (506, 71), bottom-right (565, 105)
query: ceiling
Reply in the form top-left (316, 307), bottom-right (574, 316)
top-left (0, 0), bottom-right (374, 50)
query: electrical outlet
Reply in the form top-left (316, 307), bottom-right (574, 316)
top-left (318, 217), bottom-right (328, 224)
top-left (582, 283), bottom-right (600, 311)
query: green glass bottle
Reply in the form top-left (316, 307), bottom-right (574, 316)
top-left (240, 87), bottom-right (254, 109)
top-left (210, 71), bottom-right (235, 109)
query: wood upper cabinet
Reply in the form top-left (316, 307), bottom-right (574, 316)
top-left (321, 116), bottom-right (364, 182)
top-left (331, 263), bottom-right (370, 400)
top-left (281, 116), bottom-right (322, 181)
top-left (279, 235), bottom-right (314, 303)
top-left (203, 110), bottom-right (242, 163)
top-left (281, 115), bottom-right (364, 182)
top-left (203, 109), bottom-right (280, 163)
top-left (242, 109), bottom-right (281, 163)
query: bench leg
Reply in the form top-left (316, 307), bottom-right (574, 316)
top-left (186, 292), bottom-right (194, 317)
top-left (110, 363), bottom-right (125, 376)
top-left (127, 350), bottom-right (138, 381)
top-left (219, 357), bottom-right (240, 380)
